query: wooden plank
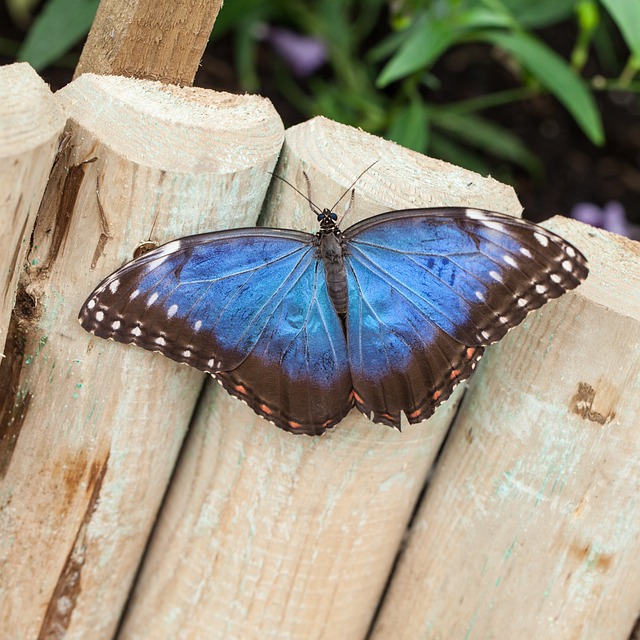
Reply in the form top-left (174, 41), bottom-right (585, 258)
top-left (119, 116), bottom-right (523, 639)
top-left (74, 0), bottom-right (224, 85)
top-left (0, 73), bottom-right (283, 639)
top-left (0, 63), bottom-right (64, 356)
top-left (370, 221), bottom-right (640, 639)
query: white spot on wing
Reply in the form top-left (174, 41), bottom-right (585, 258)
top-left (157, 240), bottom-right (181, 256)
top-left (483, 220), bottom-right (505, 232)
top-left (194, 320), bottom-right (202, 332)
top-left (148, 256), bottom-right (169, 271)
top-left (109, 279), bottom-right (120, 294)
top-left (112, 321), bottom-right (121, 330)
top-left (207, 358), bottom-right (215, 368)
top-left (183, 350), bottom-right (191, 358)
top-left (566, 245), bottom-right (576, 257)
top-left (535, 284), bottom-right (547, 294)
top-left (520, 247), bottom-right (532, 258)
top-left (489, 270), bottom-right (502, 282)
top-left (475, 290), bottom-right (485, 302)
top-left (534, 232), bottom-right (549, 247)
top-left (131, 326), bottom-right (142, 337)
top-left (95, 311), bottom-right (104, 321)
top-left (155, 336), bottom-right (166, 346)
top-left (517, 298), bottom-right (527, 307)
top-left (168, 304), bottom-right (178, 318)
top-left (465, 208), bottom-right (485, 219)
top-left (130, 289), bottom-right (139, 301)
top-left (550, 273), bottom-right (561, 283)
top-left (503, 255), bottom-right (517, 268)
top-left (147, 292), bottom-right (159, 306)
top-left (562, 260), bottom-right (573, 271)
top-left (87, 299), bottom-right (96, 309)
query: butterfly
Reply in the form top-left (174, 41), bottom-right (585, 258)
top-left (79, 183), bottom-right (588, 435)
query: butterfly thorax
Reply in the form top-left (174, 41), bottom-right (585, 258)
top-left (316, 209), bottom-right (348, 317)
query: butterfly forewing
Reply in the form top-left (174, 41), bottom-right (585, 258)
top-left (344, 208), bottom-right (588, 344)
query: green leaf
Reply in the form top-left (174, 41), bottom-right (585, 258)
top-left (500, 0), bottom-right (576, 27)
top-left (18, 0), bottom-right (99, 70)
top-left (7, 0), bottom-right (41, 28)
top-left (484, 31), bottom-right (604, 145)
top-left (433, 111), bottom-right (542, 175)
top-left (599, 0), bottom-right (640, 61)
top-left (211, 0), bottom-right (271, 39)
top-left (450, 8), bottom-right (512, 31)
top-left (386, 100), bottom-right (429, 153)
top-left (368, 21), bottom-right (419, 63)
top-left (377, 19), bottom-right (456, 87)
top-left (235, 22), bottom-right (260, 92)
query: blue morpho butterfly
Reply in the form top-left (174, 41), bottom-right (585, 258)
top-left (79, 168), bottom-right (588, 435)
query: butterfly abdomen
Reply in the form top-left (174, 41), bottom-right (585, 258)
top-left (320, 230), bottom-right (349, 316)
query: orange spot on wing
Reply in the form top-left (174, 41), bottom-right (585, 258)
top-left (433, 389), bottom-right (443, 401)
top-left (449, 369), bottom-right (461, 380)
top-left (288, 421), bottom-right (302, 429)
top-left (352, 390), bottom-right (363, 404)
top-left (234, 384), bottom-right (248, 395)
top-left (259, 403), bottom-right (272, 415)
top-left (466, 348), bottom-right (476, 359)
top-left (408, 409), bottom-right (422, 419)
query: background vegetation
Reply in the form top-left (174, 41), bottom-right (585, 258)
top-left (2, 0), bottom-right (639, 231)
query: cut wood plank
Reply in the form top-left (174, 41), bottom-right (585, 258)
top-left (74, 0), bottom-right (224, 85)
top-left (119, 116), bottom-right (523, 640)
top-left (0, 63), bottom-right (64, 356)
top-left (0, 73), bottom-right (283, 640)
top-left (370, 220), bottom-right (640, 639)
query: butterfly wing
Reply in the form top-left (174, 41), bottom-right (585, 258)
top-left (343, 207), bottom-right (589, 427)
top-left (79, 229), bottom-right (352, 434)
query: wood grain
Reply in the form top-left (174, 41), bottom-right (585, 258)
top-left (370, 220), bottom-right (640, 639)
top-left (74, 0), bottom-right (223, 85)
top-left (0, 63), bottom-right (64, 356)
top-left (119, 116), bottom-right (523, 639)
top-left (0, 73), bottom-right (283, 640)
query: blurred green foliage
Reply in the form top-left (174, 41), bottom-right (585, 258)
top-left (7, 0), bottom-right (640, 179)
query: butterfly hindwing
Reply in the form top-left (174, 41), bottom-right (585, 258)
top-left (345, 257), bottom-right (484, 426)
top-left (343, 207), bottom-right (588, 425)
top-left (215, 258), bottom-right (353, 435)
top-left (79, 229), bottom-right (352, 434)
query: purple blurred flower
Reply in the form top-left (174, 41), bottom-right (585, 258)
top-left (262, 26), bottom-right (328, 77)
top-left (570, 201), bottom-right (638, 239)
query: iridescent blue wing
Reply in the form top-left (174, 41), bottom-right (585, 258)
top-left (79, 230), bottom-right (352, 434)
top-left (343, 207), bottom-right (588, 427)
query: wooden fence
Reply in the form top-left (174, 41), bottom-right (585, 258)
top-left (1, 61), bottom-right (639, 640)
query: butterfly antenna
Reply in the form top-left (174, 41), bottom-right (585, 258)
top-left (268, 171), bottom-right (322, 215)
top-left (329, 160), bottom-right (379, 213)
top-left (336, 189), bottom-right (356, 226)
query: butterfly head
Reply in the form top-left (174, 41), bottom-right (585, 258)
top-left (317, 208), bottom-right (339, 232)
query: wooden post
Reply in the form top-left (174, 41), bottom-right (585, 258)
top-left (0, 63), bottom-right (64, 355)
top-left (74, 0), bottom-right (224, 85)
top-left (118, 117), bottom-right (523, 639)
top-left (370, 221), bottom-right (640, 638)
top-left (0, 73), bottom-right (283, 639)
